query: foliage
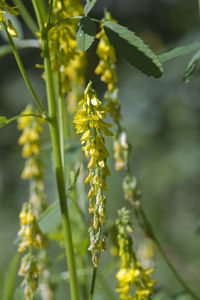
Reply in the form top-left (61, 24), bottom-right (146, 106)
top-left (0, 1), bottom-right (200, 300)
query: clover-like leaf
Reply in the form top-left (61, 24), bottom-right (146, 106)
top-left (104, 21), bottom-right (163, 78)
top-left (76, 16), bottom-right (96, 51)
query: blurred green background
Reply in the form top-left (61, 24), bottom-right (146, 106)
top-left (1, 0), bottom-right (200, 299)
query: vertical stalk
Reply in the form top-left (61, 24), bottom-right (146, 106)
top-left (57, 72), bottom-right (67, 175)
top-left (89, 267), bottom-right (97, 300)
top-left (31, 1), bottom-right (79, 300)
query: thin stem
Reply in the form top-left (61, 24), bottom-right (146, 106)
top-left (12, 0), bottom-right (38, 35)
top-left (2, 22), bottom-right (47, 116)
top-left (0, 113), bottom-right (47, 129)
top-left (31, 1), bottom-right (79, 299)
top-left (89, 267), bottom-right (97, 300)
top-left (137, 206), bottom-right (200, 300)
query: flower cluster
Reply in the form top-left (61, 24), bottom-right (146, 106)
top-left (18, 105), bottom-right (47, 215)
top-left (95, 13), bottom-right (117, 93)
top-left (18, 203), bottom-right (43, 253)
top-left (18, 252), bottom-right (40, 299)
top-left (95, 13), bottom-right (127, 170)
top-left (113, 131), bottom-right (130, 170)
top-left (123, 175), bottom-right (141, 207)
top-left (17, 106), bottom-right (52, 299)
top-left (74, 81), bottom-right (113, 266)
top-left (116, 208), bottom-right (156, 300)
top-left (49, 0), bottom-right (86, 95)
top-left (0, 0), bottom-right (18, 36)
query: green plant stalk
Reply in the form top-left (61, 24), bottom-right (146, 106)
top-left (137, 205), bottom-right (200, 300)
top-left (31, 1), bottom-right (79, 299)
top-left (2, 22), bottom-right (47, 116)
top-left (89, 267), bottom-right (97, 300)
top-left (57, 72), bottom-right (67, 175)
top-left (12, 0), bottom-right (38, 35)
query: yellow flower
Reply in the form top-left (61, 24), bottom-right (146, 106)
top-left (74, 81), bottom-right (112, 266)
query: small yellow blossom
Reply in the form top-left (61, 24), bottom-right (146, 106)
top-left (74, 81), bottom-right (112, 265)
top-left (116, 208), bottom-right (156, 300)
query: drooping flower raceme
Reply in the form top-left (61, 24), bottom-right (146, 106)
top-left (116, 208), bottom-right (156, 300)
top-left (95, 13), bottom-right (131, 171)
top-left (74, 81), bottom-right (113, 266)
top-left (17, 106), bottom-right (53, 300)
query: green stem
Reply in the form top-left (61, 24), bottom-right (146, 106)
top-left (31, 1), bottom-right (79, 299)
top-left (89, 267), bottom-right (97, 300)
top-left (2, 22), bottom-right (47, 116)
top-left (0, 113), bottom-right (47, 129)
top-left (137, 206), bottom-right (200, 300)
top-left (12, 0), bottom-right (38, 35)
top-left (57, 72), bottom-right (67, 175)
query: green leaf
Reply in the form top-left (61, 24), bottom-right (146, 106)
top-left (38, 201), bottom-right (60, 234)
top-left (159, 42), bottom-right (200, 63)
top-left (84, 0), bottom-right (98, 15)
top-left (183, 49), bottom-right (200, 82)
top-left (104, 21), bottom-right (163, 78)
top-left (0, 116), bottom-right (8, 128)
top-left (13, 288), bottom-right (25, 300)
top-left (76, 16), bottom-right (96, 51)
top-left (2, 253), bottom-right (20, 300)
top-left (0, 39), bottom-right (39, 58)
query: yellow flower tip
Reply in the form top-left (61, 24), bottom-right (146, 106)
top-left (85, 172), bottom-right (94, 183)
top-left (91, 96), bottom-right (101, 107)
top-left (7, 20), bottom-right (18, 37)
top-left (87, 156), bottom-right (96, 169)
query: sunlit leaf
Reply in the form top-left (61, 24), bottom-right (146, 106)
top-left (76, 16), bottom-right (96, 51)
top-left (0, 39), bottom-right (39, 58)
top-left (104, 21), bottom-right (163, 78)
top-left (84, 0), bottom-right (98, 15)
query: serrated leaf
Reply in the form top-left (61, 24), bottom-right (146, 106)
top-left (0, 39), bottom-right (39, 58)
top-left (104, 21), bottom-right (163, 78)
top-left (159, 42), bottom-right (200, 63)
top-left (183, 49), bottom-right (200, 82)
top-left (84, 0), bottom-right (98, 15)
top-left (76, 16), bottom-right (96, 51)
top-left (0, 116), bottom-right (8, 128)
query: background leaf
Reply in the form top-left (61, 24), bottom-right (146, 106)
top-left (0, 39), bottom-right (39, 58)
top-left (183, 49), bottom-right (200, 82)
top-left (2, 253), bottom-right (20, 300)
top-left (0, 116), bottom-right (8, 128)
top-left (76, 17), bottom-right (96, 51)
top-left (104, 21), bottom-right (163, 78)
top-left (84, 0), bottom-right (98, 15)
top-left (13, 288), bottom-right (25, 300)
top-left (159, 42), bottom-right (200, 63)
